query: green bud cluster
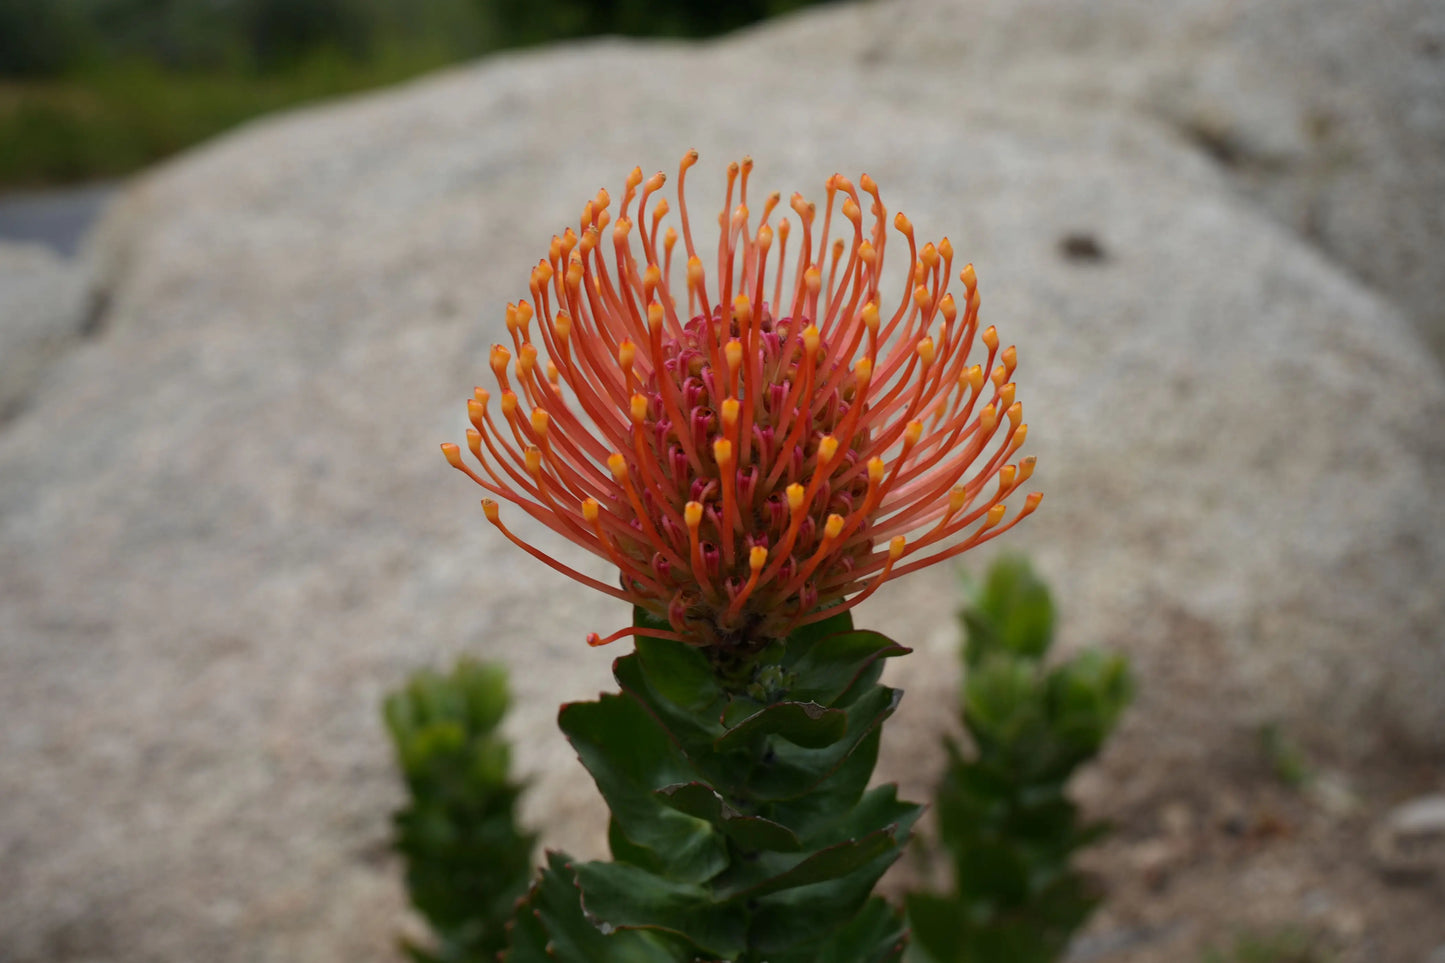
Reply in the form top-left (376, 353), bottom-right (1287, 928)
top-left (906, 558), bottom-right (1134, 963)
top-left (384, 659), bottom-right (537, 963)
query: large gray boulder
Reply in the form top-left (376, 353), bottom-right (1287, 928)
top-left (2, 1), bottom-right (1442, 961)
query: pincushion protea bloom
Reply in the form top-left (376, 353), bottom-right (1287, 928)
top-left (443, 152), bottom-right (1039, 653)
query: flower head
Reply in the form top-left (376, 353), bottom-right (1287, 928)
top-left (444, 153), bottom-right (1039, 651)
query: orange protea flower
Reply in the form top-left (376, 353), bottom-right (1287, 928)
top-left (443, 152), bottom-right (1039, 653)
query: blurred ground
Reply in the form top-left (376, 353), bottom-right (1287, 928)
top-left (1, 1), bottom-right (1443, 961)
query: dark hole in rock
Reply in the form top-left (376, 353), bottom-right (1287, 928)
top-left (1059, 233), bottom-right (1108, 264)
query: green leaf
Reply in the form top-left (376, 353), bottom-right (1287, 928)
top-left (747, 685), bottom-right (902, 800)
top-left (770, 896), bottom-right (909, 963)
top-left (574, 860), bottom-right (746, 960)
top-left (716, 826), bottom-right (900, 901)
top-left (747, 842), bottom-right (910, 953)
top-left (962, 556), bottom-right (1055, 666)
top-left (713, 700), bottom-right (847, 752)
top-left (785, 628), bottom-right (911, 707)
top-left (614, 652), bottom-right (726, 750)
top-left (504, 852), bottom-right (693, 963)
top-left (557, 694), bottom-right (727, 884)
top-left (632, 606), bottom-right (726, 714)
top-left (654, 782), bottom-right (803, 852)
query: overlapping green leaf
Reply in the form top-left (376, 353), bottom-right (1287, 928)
top-left (654, 782), bottom-right (802, 853)
top-left (504, 852), bottom-right (693, 963)
top-left (557, 694), bottom-right (726, 883)
top-left (574, 861), bottom-right (747, 960)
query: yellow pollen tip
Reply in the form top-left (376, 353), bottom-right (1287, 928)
top-left (842, 198), bottom-right (861, 222)
top-left (467, 398), bottom-right (485, 422)
top-left (1007, 402), bottom-right (1023, 429)
top-left (1003, 345), bottom-right (1018, 369)
top-left (998, 465), bottom-right (1017, 491)
top-left (687, 256), bottom-right (704, 285)
top-left (894, 212), bottom-right (912, 234)
top-left (554, 313), bottom-right (572, 340)
top-left (868, 457), bottom-right (885, 485)
top-left (948, 486), bottom-right (968, 512)
top-left (530, 409), bottom-right (549, 435)
top-left (824, 514), bottom-right (845, 539)
top-left (992, 365), bottom-right (1008, 388)
top-left (1013, 424), bottom-right (1028, 447)
top-left (1024, 491), bottom-right (1044, 512)
top-left (904, 420), bottom-right (923, 446)
top-left (524, 447), bottom-right (542, 475)
top-left (960, 263), bottom-right (977, 293)
top-left (489, 345), bottom-right (510, 372)
top-left (817, 435), bottom-right (839, 463)
top-left (647, 302), bottom-right (664, 333)
top-left (940, 294), bottom-right (957, 324)
top-left (607, 452), bottom-right (629, 480)
top-left (516, 301), bottom-right (534, 326)
top-left (853, 357), bottom-right (873, 384)
top-left (786, 483), bottom-right (805, 512)
top-left (482, 499), bottom-right (500, 523)
top-left (440, 443), bottom-right (463, 468)
top-left (501, 391), bottom-right (518, 415)
top-left (546, 361), bottom-right (559, 385)
top-left (916, 337), bottom-right (935, 365)
top-left (465, 428), bottom-right (481, 455)
top-left (725, 339), bottom-right (743, 373)
top-left (750, 546), bottom-right (768, 570)
top-left (721, 398), bottom-right (740, 429)
top-left (645, 171), bottom-right (665, 192)
top-left (982, 325), bottom-right (999, 351)
top-left (1019, 456), bottom-right (1036, 482)
top-left (966, 365), bottom-right (985, 392)
top-left (913, 285), bottom-right (931, 310)
top-left (803, 325), bottom-right (821, 354)
top-left (713, 438), bottom-right (734, 465)
top-left (804, 267), bottom-right (822, 294)
top-left (979, 404), bottom-right (997, 433)
top-left (859, 241), bottom-right (877, 264)
top-left (999, 383), bottom-right (1016, 409)
top-left (939, 237), bottom-right (954, 260)
top-left (618, 340), bottom-right (636, 371)
top-left (685, 501), bottom-right (703, 528)
top-left (581, 498), bottom-right (600, 523)
top-left (504, 304), bottom-right (518, 333)
top-left (733, 295), bottom-right (751, 326)
top-left (474, 386), bottom-right (489, 404)
top-left (889, 536), bottom-right (906, 560)
top-left (631, 394), bottom-right (649, 423)
top-left (921, 242), bottom-right (939, 269)
top-left (861, 302), bottom-right (880, 333)
top-left (986, 503), bottom-right (1008, 527)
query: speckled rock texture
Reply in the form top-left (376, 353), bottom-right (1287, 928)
top-left (2, 1), bottom-right (1442, 961)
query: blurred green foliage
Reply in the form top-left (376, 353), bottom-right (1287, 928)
top-left (905, 557), bottom-right (1135, 963)
top-left (1202, 927), bottom-right (1330, 963)
top-left (384, 658), bottom-right (536, 963)
top-left (0, 0), bottom-right (839, 185)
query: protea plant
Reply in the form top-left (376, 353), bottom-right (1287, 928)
top-left (442, 152), bottom-right (1039, 962)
